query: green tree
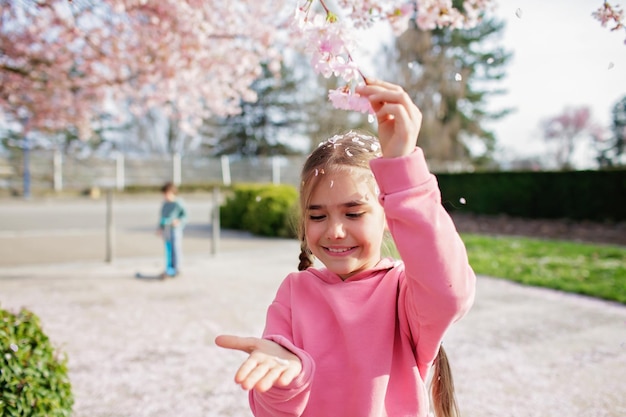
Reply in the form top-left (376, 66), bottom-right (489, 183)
top-left (383, 6), bottom-right (511, 170)
top-left (209, 62), bottom-right (311, 156)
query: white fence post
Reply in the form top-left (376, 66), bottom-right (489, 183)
top-left (173, 152), bottom-right (181, 186)
top-left (221, 155), bottom-right (231, 186)
top-left (53, 150), bottom-right (63, 192)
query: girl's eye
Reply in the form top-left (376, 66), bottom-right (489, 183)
top-left (309, 214), bottom-right (326, 221)
top-left (346, 212), bottom-right (365, 219)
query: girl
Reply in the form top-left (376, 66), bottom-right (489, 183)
top-left (215, 79), bottom-right (476, 417)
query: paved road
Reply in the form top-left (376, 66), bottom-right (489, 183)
top-left (1, 196), bottom-right (625, 416)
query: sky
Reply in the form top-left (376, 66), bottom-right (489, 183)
top-left (486, 1), bottom-right (626, 167)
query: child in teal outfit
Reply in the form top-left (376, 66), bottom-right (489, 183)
top-left (157, 182), bottom-right (187, 278)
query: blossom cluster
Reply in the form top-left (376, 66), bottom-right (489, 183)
top-left (592, 1), bottom-right (626, 44)
top-left (292, 0), bottom-right (496, 115)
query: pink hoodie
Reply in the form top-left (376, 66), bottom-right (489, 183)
top-left (251, 148), bottom-right (476, 417)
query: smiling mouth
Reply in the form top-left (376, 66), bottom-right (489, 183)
top-left (324, 246), bottom-right (356, 254)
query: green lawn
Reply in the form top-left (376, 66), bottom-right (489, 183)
top-left (384, 234), bottom-right (626, 304)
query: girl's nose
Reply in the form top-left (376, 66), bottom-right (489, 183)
top-left (327, 220), bottom-right (346, 239)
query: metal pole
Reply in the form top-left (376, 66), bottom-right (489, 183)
top-left (116, 153), bottom-right (125, 191)
top-left (211, 185), bottom-right (220, 255)
top-left (23, 136), bottom-right (30, 199)
top-left (105, 189), bottom-right (115, 263)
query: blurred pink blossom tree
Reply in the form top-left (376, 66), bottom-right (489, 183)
top-left (541, 106), bottom-right (604, 170)
top-left (1, 0), bottom-right (292, 138)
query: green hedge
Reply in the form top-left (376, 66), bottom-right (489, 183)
top-left (437, 169), bottom-right (626, 222)
top-left (0, 307), bottom-right (73, 416)
top-left (220, 183), bottom-right (299, 238)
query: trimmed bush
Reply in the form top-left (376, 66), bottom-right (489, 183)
top-left (0, 307), bottom-right (73, 417)
top-left (220, 183), bottom-right (299, 238)
top-left (436, 169), bottom-right (626, 222)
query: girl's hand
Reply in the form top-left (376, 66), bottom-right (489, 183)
top-left (215, 335), bottom-right (303, 392)
top-left (356, 79), bottom-right (422, 159)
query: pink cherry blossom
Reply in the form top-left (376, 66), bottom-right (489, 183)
top-left (592, 1), bottom-right (626, 43)
top-left (328, 87), bottom-right (374, 114)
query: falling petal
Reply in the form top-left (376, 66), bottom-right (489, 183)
top-left (408, 62), bottom-right (414, 69)
top-left (486, 57), bottom-right (495, 64)
top-left (608, 62), bottom-right (614, 70)
top-left (9, 343), bottom-right (18, 352)
top-left (515, 8), bottom-right (522, 18)
top-left (454, 73), bottom-right (462, 81)
top-left (368, 114), bottom-right (375, 123)
top-left (330, 180), bottom-right (334, 188)
top-left (255, 196), bottom-right (262, 202)
top-left (459, 197), bottom-right (466, 205)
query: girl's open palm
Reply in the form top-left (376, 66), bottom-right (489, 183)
top-left (215, 335), bottom-right (302, 392)
top-left (356, 80), bottom-right (422, 159)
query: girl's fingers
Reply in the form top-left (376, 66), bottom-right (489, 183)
top-left (277, 363), bottom-right (301, 386)
top-left (238, 360), bottom-right (272, 390)
top-left (376, 102), bottom-right (410, 125)
top-left (358, 80), bottom-right (422, 157)
top-left (254, 366), bottom-right (285, 392)
top-left (363, 78), bottom-right (403, 91)
top-left (234, 355), bottom-right (262, 384)
top-left (235, 355), bottom-right (292, 391)
top-left (215, 335), bottom-right (258, 354)
top-left (358, 85), bottom-right (417, 121)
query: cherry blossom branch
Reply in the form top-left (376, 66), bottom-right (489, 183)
top-left (292, 0), bottom-right (497, 115)
top-left (592, 1), bottom-right (626, 43)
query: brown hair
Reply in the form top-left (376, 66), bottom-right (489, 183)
top-left (161, 181), bottom-right (177, 194)
top-left (431, 345), bottom-right (460, 417)
top-left (297, 131), bottom-right (381, 271)
top-left (297, 131), bottom-right (460, 417)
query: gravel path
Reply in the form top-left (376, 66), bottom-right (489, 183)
top-left (1, 238), bottom-right (625, 416)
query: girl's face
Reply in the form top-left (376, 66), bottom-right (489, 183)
top-left (304, 168), bottom-right (386, 280)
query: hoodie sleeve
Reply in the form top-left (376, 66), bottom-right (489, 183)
top-left (176, 199), bottom-right (188, 224)
top-left (370, 147), bottom-right (476, 379)
top-left (249, 275), bottom-right (315, 417)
